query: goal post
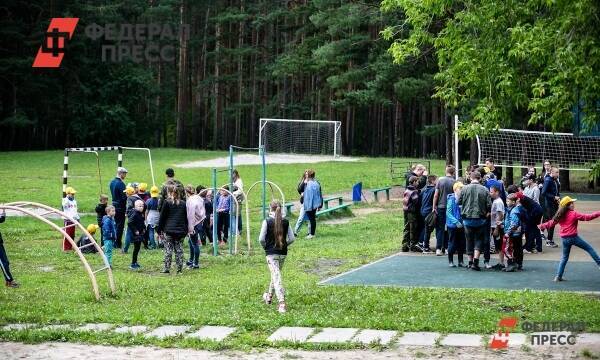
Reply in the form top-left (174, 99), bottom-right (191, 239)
top-left (258, 118), bottom-right (342, 157)
top-left (454, 119), bottom-right (600, 172)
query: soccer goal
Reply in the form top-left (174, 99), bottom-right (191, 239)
top-left (258, 118), bottom-right (342, 157)
top-left (471, 128), bottom-right (600, 171)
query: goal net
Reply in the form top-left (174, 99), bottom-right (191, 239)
top-left (475, 129), bottom-right (600, 171)
top-left (259, 118), bottom-right (342, 157)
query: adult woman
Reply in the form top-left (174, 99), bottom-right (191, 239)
top-left (293, 170), bottom-right (310, 236)
top-left (302, 169), bottom-right (323, 239)
top-left (231, 169), bottom-right (244, 235)
top-left (158, 185), bottom-right (188, 273)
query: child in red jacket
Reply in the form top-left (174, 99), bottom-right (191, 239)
top-left (539, 196), bottom-right (600, 281)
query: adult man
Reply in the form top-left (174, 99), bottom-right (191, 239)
top-left (457, 171), bottom-right (492, 271)
top-left (0, 210), bottom-right (18, 288)
top-left (484, 157), bottom-right (502, 180)
top-left (541, 167), bottom-right (560, 248)
top-left (158, 168), bottom-right (185, 211)
top-left (109, 167), bottom-right (128, 248)
top-left (432, 165), bottom-right (456, 256)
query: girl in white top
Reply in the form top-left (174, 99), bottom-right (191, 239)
top-left (231, 169), bottom-right (244, 235)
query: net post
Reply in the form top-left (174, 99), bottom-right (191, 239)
top-left (63, 149), bottom-right (69, 198)
top-left (117, 146), bottom-right (123, 169)
top-left (454, 115), bottom-right (459, 180)
top-left (212, 168), bottom-right (218, 256)
top-left (260, 145), bottom-right (267, 220)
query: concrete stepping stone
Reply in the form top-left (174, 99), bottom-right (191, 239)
top-left (186, 326), bottom-right (236, 341)
top-left (2, 323), bottom-right (37, 331)
top-left (76, 323), bottom-right (114, 332)
top-left (396, 332), bottom-right (440, 346)
top-left (307, 328), bottom-right (359, 343)
top-left (114, 326), bottom-right (149, 335)
top-left (41, 324), bottom-right (72, 331)
top-left (268, 327), bottom-right (315, 342)
top-left (441, 334), bottom-right (482, 347)
top-left (353, 330), bottom-right (397, 345)
top-left (145, 325), bottom-right (191, 339)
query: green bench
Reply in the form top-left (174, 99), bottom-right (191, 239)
top-left (371, 186), bottom-right (392, 202)
top-left (323, 196), bottom-right (343, 209)
top-left (317, 203), bottom-right (351, 217)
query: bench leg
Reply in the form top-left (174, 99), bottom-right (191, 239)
top-left (374, 193), bottom-right (378, 202)
top-left (385, 189), bottom-right (390, 201)
top-left (338, 199), bottom-right (343, 206)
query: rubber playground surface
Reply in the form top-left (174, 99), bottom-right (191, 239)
top-left (322, 197), bottom-right (600, 292)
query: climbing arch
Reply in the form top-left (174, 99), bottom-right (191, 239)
top-left (0, 201), bottom-right (116, 300)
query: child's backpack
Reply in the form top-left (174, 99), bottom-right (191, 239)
top-left (76, 235), bottom-right (98, 254)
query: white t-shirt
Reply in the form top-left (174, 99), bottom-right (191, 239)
top-left (524, 185), bottom-right (540, 204)
top-left (62, 197), bottom-right (80, 221)
top-left (490, 198), bottom-right (505, 229)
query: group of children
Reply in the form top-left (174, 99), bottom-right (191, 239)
top-left (403, 159), bottom-right (600, 280)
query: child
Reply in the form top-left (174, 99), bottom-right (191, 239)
top-left (0, 210), bottom-right (18, 288)
top-left (446, 182), bottom-right (465, 267)
top-left (402, 176), bottom-right (420, 252)
top-left (123, 185), bottom-right (142, 253)
top-left (95, 194), bottom-right (108, 245)
top-left (202, 189), bottom-right (213, 245)
top-left (128, 200), bottom-right (146, 270)
top-left (419, 175), bottom-right (437, 253)
top-left (259, 201), bottom-right (295, 314)
top-left (541, 167), bottom-right (560, 248)
top-left (76, 224), bottom-right (99, 254)
top-left (216, 186), bottom-right (231, 245)
top-left (145, 186), bottom-right (160, 249)
top-left (186, 185), bottom-right (205, 269)
top-left (539, 196), bottom-right (600, 281)
top-left (102, 205), bottom-right (117, 268)
top-left (490, 186), bottom-right (505, 269)
top-left (62, 186), bottom-right (80, 251)
top-left (503, 193), bottom-right (523, 272)
top-left (138, 183), bottom-right (150, 202)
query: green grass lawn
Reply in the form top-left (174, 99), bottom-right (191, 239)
top-left (0, 149), bottom-right (599, 350)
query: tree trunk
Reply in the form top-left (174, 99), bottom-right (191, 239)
top-left (176, 0), bottom-right (189, 148)
top-left (213, 20), bottom-right (222, 150)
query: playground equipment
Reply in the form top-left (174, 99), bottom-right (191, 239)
top-left (63, 146), bottom-right (155, 197)
top-left (0, 201), bottom-right (116, 301)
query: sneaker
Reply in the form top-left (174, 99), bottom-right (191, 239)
top-left (410, 246), bottom-right (421, 253)
top-left (306, 235), bottom-right (314, 239)
top-left (484, 262), bottom-right (492, 269)
top-left (517, 265), bottom-right (523, 271)
top-left (471, 265), bottom-right (481, 271)
top-left (435, 249), bottom-right (442, 256)
top-left (553, 276), bottom-right (563, 282)
top-left (129, 264), bottom-right (136, 270)
top-left (134, 263), bottom-right (141, 269)
top-left (262, 292), bottom-right (272, 305)
top-left (523, 249), bottom-right (532, 254)
top-left (191, 265), bottom-right (199, 269)
top-left (5, 280), bottom-right (19, 288)
top-left (492, 263), bottom-right (505, 270)
top-left (186, 260), bottom-right (193, 266)
top-left (449, 262), bottom-right (456, 268)
top-left (177, 266), bottom-right (183, 273)
top-left (422, 248), bottom-right (434, 254)
top-left (458, 262), bottom-right (465, 268)
top-left (546, 241), bottom-right (558, 248)
top-left (401, 248), bottom-right (410, 252)
top-left (160, 269), bottom-right (170, 274)
top-left (414, 244), bottom-right (424, 252)
top-left (532, 249), bottom-right (538, 254)
top-left (541, 234), bottom-right (547, 241)
top-left (278, 302), bottom-right (287, 314)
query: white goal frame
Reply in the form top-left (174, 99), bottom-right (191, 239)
top-left (258, 118), bottom-right (343, 157)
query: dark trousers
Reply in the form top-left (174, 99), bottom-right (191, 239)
top-left (483, 219), bottom-right (491, 262)
top-left (0, 240), bottom-right (14, 282)
top-left (114, 207), bottom-right (126, 248)
top-left (202, 220), bottom-right (212, 244)
top-left (217, 212), bottom-right (229, 242)
top-left (420, 220), bottom-right (434, 250)
top-left (513, 235), bottom-right (524, 267)
top-left (402, 211), bottom-right (419, 251)
top-left (131, 240), bottom-right (141, 265)
top-left (448, 227), bottom-right (465, 264)
top-left (525, 211), bottom-right (543, 252)
top-left (188, 222), bottom-right (204, 266)
top-left (306, 209), bottom-right (317, 236)
top-left (435, 209), bottom-right (448, 251)
top-left (543, 200), bottom-right (558, 241)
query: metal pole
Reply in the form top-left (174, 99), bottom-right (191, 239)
top-left (260, 146), bottom-right (267, 220)
top-left (229, 145), bottom-right (234, 255)
top-left (454, 115), bottom-right (459, 180)
top-left (212, 168), bottom-right (218, 256)
top-left (117, 146), bottom-right (123, 169)
top-left (63, 149), bottom-right (69, 198)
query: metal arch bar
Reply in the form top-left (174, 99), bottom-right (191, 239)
top-left (245, 180), bottom-right (286, 214)
top-left (219, 184), bottom-right (251, 254)
top-left (0, 204), bottom-right (103, 300)
top-left (4, 201), bottom-right (116, 296)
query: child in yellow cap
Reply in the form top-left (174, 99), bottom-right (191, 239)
top-left (539, 196), bottom-right (600, 281)
top-left (145, 186), bottom-right (160, 249)
top-left (76, 224), bottom-right (99, 254)
top-left (123, 185), bottom-right (142, 253)
top-left (62, 187), bottom-right (80, 251)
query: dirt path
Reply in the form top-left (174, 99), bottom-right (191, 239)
top-left (1, 341), bottom-right (597, 360)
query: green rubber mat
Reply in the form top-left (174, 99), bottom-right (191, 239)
top-left (321, 254), bottom-right (600, 292)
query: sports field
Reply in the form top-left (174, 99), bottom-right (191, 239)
top-left (0, 149), bottom-right (599, 351)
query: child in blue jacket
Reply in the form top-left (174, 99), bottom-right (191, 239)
top-left (102, 205), bottom-right (117, 268)
top-left (446, 182), bottom-right (465, 267)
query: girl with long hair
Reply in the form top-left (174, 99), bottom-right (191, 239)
top-left (259, 201), bottom-right (295, 313)
top-left (539, 196), bottom-right (600, 281)
top-left (157, 185), bottom-right (189, 273)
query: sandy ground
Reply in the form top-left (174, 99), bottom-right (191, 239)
top-left (176, 153), bottom-right (359, 168)
top-left (1, 341), bottom-right (597, 360)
